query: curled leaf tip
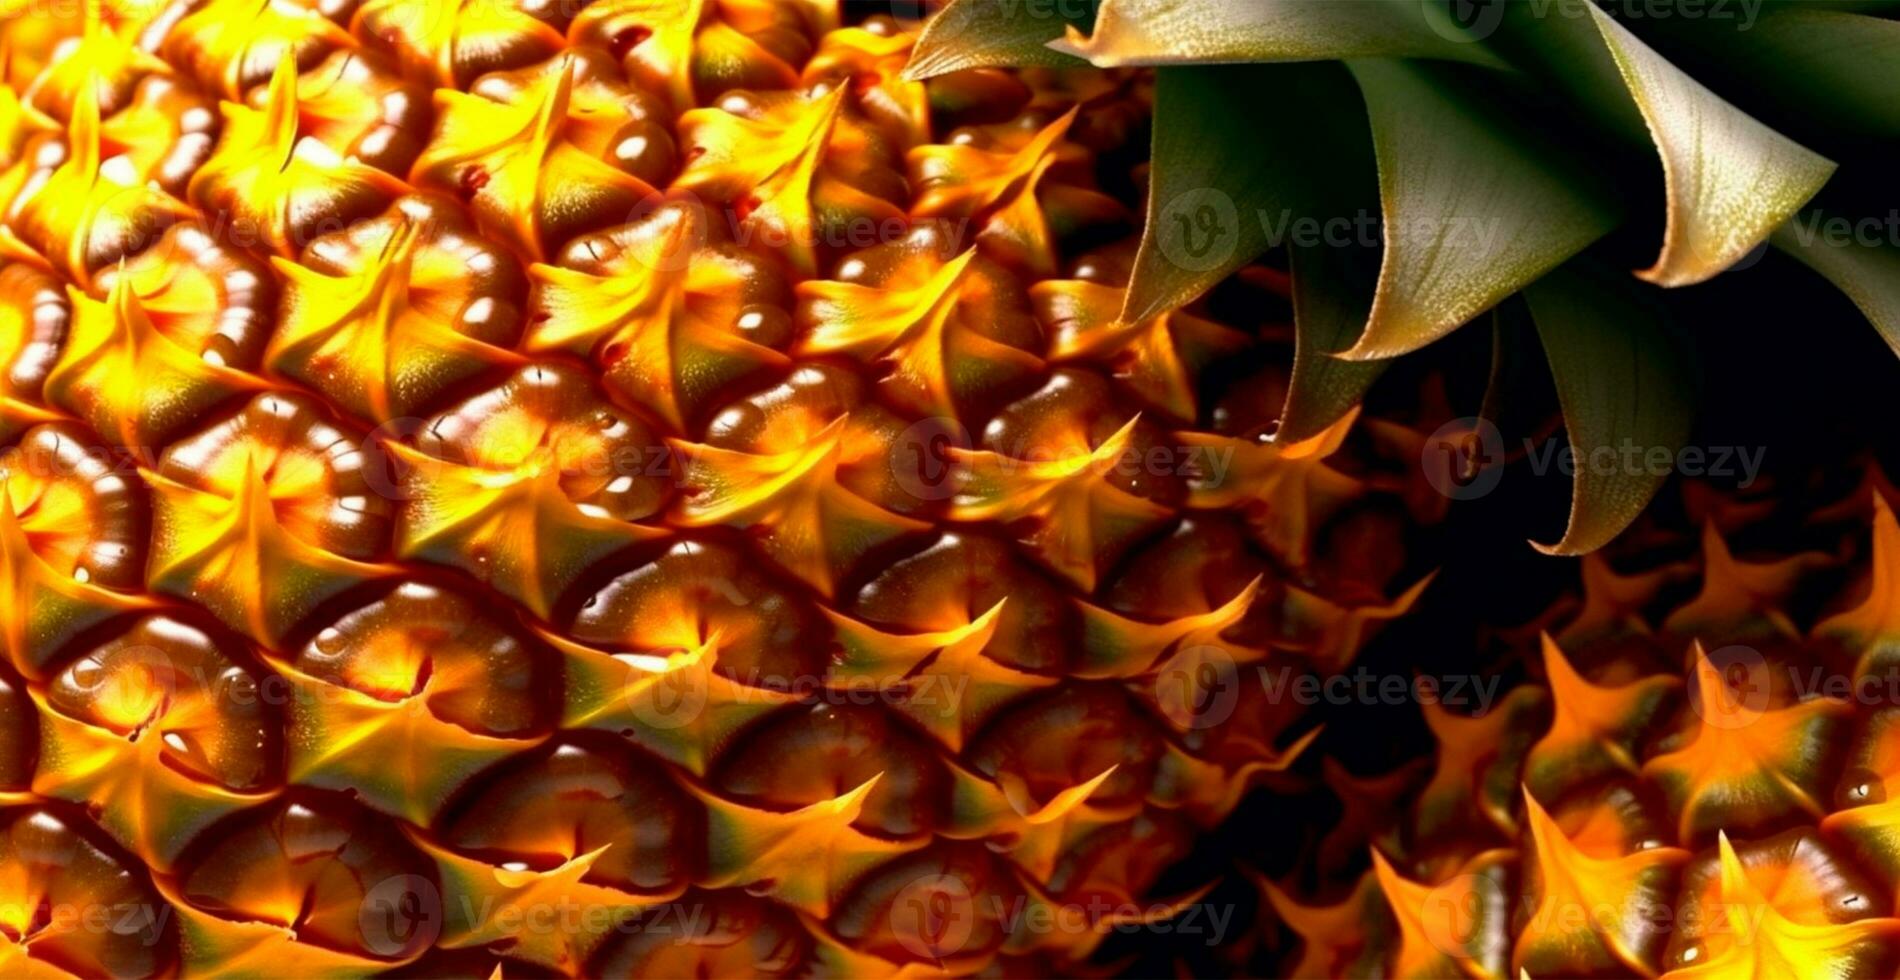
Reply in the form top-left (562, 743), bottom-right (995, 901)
top-left (1583, 3), bottom-right (1835, 287)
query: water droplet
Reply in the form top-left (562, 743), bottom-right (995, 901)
top-left (69, 659), bottom-right (105, 691)
top-left (1840, 767), bottom-right (1886, 807)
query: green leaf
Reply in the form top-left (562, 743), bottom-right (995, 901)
top-left (1582, 4), bottom-right (1837, 286)
top-left (1273, 82), bottom-right (1386, 445)
top-left (1338, 58), bottom-right (1618, 360)
top-left (1523, 258), bottom-right (1694, 556)
top-left (1772, 214), bottom-right (1900, 358)
top-left (1280, 241), bottom-right (1386, 444)
top-left (1118, 62), bottom-right (1383, 435)
top-left (1483, 0), bottom-right (1647, 140)
top-left (902, 0), bottom-right (1092, 80)
top-left (1649, 8), bottom-right (1900, 147)
top-left (1120, 62), bottom-right (1359, 324)
top-left (1490, 1), bottom-right (1837, 287)
top-left (1048, 0), bottom-right (1506, 68)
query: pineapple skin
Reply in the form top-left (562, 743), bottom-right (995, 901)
top-left (1271, 481), bottom-right (1900, 979)
top-left (0, 0), bottom-right (1437, 976)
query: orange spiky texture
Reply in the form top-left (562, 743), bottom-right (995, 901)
top-left (1, 83), bottom-right (194, 285)
top-left (32, 617), bottom-right (276, 870)
top-left (246, 50), bottom-right (431, 177)
top-left (189, 59), bottom-right (406, 258)
top-left (801, 25), bottom-right (930, 149)
top-left (949, 413), bottom-right (1171, 592)
top-left (46, 275), bottom-right (260, 450)
top-left (528, 200), bottom-right (792, 432)
top-left (1270, 498), bottom-right (1900, 978)
top-left (0, 2), bottom-right (1451, 975)
top-left (353, 0), bottom-right (566, 90)
top-left (674, 84), bottom-right (907, 278)
top-left (1514, 789), bottom-right (1687, 977)
top-left (907, 109), bottom-right (1124, 277)
top-left (17, 0), bottom-right (168, 123)
top-left (1037, 276), bottom-right (1250, 423)
top-left (1815, 492), bottom-right (1900, 677)
top-left (569, 0), bottom-right (828, 117)
top-left (669, 411), bottom-right (926, 597)
top-left (796, 240), bottom-right (1044, 419)
top-left (268, 201), bottom-right (527, 424)
top-left (1657, 832), bottom-right (1900, 977)
top-left (1368, 847), bottom-right (1514, 980)
top-left (412, 54), bottom-right (658, 259)
top-left (163, 0), bottom-right (354, 99)
top-left (1525, 633), bottom-right (1680, 802)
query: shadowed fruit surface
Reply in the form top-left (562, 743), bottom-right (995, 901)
top-left (1262, 484), bottom-right (1900, 978)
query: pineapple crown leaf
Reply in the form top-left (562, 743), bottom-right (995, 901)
top-left (901, 0), bottom-right (1094, 81)
top-left (1522, 257), bottom-right (1694, 557)
top-left (910, 0), bottom-right (1900, 553)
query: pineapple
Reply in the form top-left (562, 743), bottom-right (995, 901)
top-left (0, 0), bottom-right (1441, 975)
top-left (1264, 482), bottom-right (1900, 977)
top-left (911, 0), bottom-right (1900, 555)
